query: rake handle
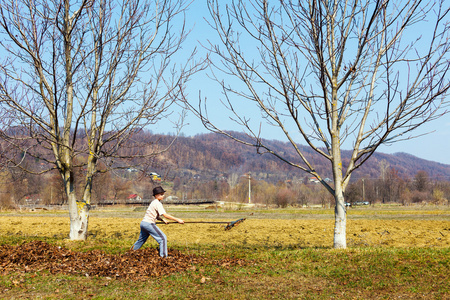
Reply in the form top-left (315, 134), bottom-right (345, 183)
top-left (158, 221), bottom-right (230, 224)
top-left (157, 218), bottom-right (246, 230)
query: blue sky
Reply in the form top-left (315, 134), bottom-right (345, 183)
top-left (153, 0), bottom-right (450, 166)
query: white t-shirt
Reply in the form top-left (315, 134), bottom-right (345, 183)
top-left (142, 199), bottom-right (167, 223)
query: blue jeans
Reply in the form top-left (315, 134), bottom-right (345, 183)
top-left (132, 221), bottom-right (168, 257)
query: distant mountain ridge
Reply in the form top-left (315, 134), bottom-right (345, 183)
top-left (153, 132), bottom-right (450, 181)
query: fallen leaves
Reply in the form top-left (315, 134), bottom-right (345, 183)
top-left (200, 276), bottom-right (211, 284)
top-left (0, 240), bottom-right (246, 281)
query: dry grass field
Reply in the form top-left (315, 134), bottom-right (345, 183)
top-left (1, 205), bottom-right (449, 249)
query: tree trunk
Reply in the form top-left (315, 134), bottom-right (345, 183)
top-left (333, 190), bottom-right (347, 249)
top-left (65, 170), bottom-right (89, 240)
top-left (331, 83), bottom-right (347, 248)
top-left (68, 197), bottom-right (89, 240)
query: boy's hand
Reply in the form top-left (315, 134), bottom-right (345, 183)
top-left (178, 219), bottom-right (184, 224)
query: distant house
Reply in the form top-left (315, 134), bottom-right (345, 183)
top-left (309, 177), bottom-right (332, 184)
top-left (24, 194), bottom-right (41, 204)
top-left (309, 177), bottom-right (320, 183)
top-left (127, 194), bottom-right (142, 201)
top-left (165, 196), bottom-right (179, 201)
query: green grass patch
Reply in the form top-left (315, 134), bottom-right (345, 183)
top-left (1, 236), bottom-right (449, 299)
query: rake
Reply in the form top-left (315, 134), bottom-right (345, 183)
top-left (158, 218), bottom-right (246, 230)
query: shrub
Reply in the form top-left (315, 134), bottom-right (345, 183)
top-left (410, 190), bottom-right (430, 203)
top-left (275, 188), bottom-right (294, 208)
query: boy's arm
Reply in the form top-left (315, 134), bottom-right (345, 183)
top-left (156, 215), bottom-right (167, 224)
top-left (162, 213), bottom-right (184, 224)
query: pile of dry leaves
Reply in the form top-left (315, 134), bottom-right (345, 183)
top-left (0, 241), bottom-right (245, 280)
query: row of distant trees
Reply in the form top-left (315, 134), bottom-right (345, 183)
top-left (344, 170), bottom-right (450, 206)
top-left (176, 169), bottom-right (450, 207)
top-left (1, 164), bottom-right (448, 209)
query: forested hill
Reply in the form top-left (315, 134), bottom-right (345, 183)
top-left (150, 131), bottom-right (450, 182)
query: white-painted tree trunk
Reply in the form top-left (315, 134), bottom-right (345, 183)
top-left (65, 169), bottom-right (90, 240)
top-left (333, 192), bottom-right (347, 249)
top-left (68, 199), bottom-right (89, 240)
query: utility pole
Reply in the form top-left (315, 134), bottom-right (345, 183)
top-left (248, 172), bottom-right (251, 204)
top-left (362, 178), bottom-right (365, 202)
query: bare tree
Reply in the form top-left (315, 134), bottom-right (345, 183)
top-left (0, 0), bottom-right (201, 240)
top-left (0, 110), bottom-right (14, 171)
top-left (189, 0), bottom-right (450, 248)
top-left (414, 170), bottom-right (429, 192)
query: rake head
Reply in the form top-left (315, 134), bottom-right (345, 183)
top-left (225, 218), bottom-right (246, 230)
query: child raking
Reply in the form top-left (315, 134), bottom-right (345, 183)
top-left (132, 186), bottom-right (184, 257)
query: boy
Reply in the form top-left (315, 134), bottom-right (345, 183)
top-left (132, 186), bottom-right (184, 257)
